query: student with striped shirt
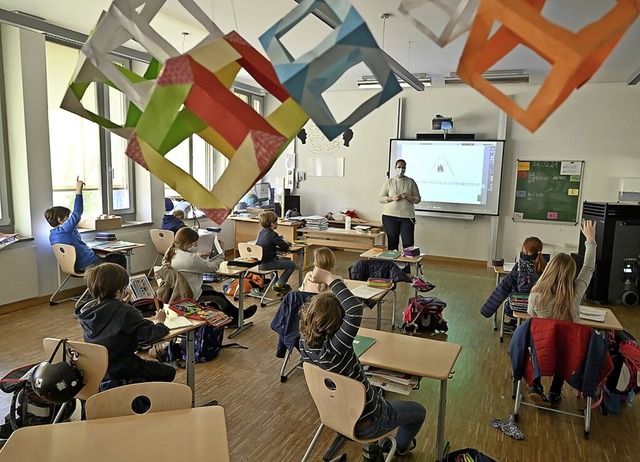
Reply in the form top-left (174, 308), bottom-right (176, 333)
top-left (299, 268), bottom-right (426, 458)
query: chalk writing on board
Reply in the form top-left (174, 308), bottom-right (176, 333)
top-left (513, 160), bottom-right (584, 224)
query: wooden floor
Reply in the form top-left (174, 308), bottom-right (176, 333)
top-left (1, 251), bottom-right (640, 461)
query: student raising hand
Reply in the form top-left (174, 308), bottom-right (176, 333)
top-left (581, 220), bottom-right (596, 241)
top-left (76, 176), bottom-right (85, 194)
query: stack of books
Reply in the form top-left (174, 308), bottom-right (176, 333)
top-left (367, 278), bottom-right (393, 289)
top-left (95, 232), bottom-right (117, 241)
top-left (508, 293), bottom-right (529, 312)
top-left (364, 366), bottom-right (420, 395)
top-left (305, 216), bottom-right (329, 230)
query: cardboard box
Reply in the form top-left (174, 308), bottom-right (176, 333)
top-left (79, 216), bottom-right (122, 231)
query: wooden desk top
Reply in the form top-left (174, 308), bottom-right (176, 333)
top-left (300, 228), bottom-right (385, 238)
top-left (216, 261), bottom-right (251, 276)
top-left (513, 306), bottom-right (623, 331)
top-left (0, 407), bottom-right (230, 462)
top-left (359, 248), bottom-right (424, 264)
top-left (358, 328), bottom-right (461, 380)
top-left (85, 240), bottom-right (146, 252)
top-left (229, 216), bottom-right (302, 227)
top-left (344, 279), bottom-right (389, 303)
top-left (162, 317), bottom-right (207, 341)
top-left (493, 262), bottom-right (515, 275)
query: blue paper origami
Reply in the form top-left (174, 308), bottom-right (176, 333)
top-left (260, 0), bottom-right (402, 140)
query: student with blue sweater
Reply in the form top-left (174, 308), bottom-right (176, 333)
top-left (480, 237), bottom-right (547, 327)
top-left (44, 177), bottom-right (125, 272)
top-left (299, 268), bottom-right (426, 458)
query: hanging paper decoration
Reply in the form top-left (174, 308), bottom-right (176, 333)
top-left (398, 0), bottom-right (478, 47)
top-left (126, 32), bottom-right (308, 223)
top-left (457, 0), bottom-right (640, 132)
top-left (259, 0), bottom-right (402, 141)
top-left (60, 0), bottom-right (225, 139)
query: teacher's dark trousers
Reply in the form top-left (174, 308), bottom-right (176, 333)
top-left (382, 215), bottom-right (415, 251)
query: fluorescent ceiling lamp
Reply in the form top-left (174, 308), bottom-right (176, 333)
top-left (357, 73), bottom-right (431, 89)
top-left (445, 69), bottom-right (530, 86)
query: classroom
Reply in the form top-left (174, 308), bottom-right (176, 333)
top-left (1, 1), bottom-right (640, 461)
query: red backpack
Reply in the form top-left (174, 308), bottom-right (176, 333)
top-left (401, 296), bottom-right (448, 334)
top-left (607, 331), bottom-right (640, 396)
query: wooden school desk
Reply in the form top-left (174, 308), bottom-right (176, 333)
top-left (359, 248), bottom-right (425, 278)
top-left (0, 407), bottom-right (230, 462)
top-left (344, 279), bottom-right (390, 330)
top-left (513, 305), bottom-right (623, 331)
top-left (85, 240), bottom-right (145, 274)
top-left (162, 318), bottom-right (206, 407)
top-left (358, 328), bottom-right (461, 462)
top-left (300, 228), bottom-right (386, 252)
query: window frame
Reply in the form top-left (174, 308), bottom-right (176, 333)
top-left (0, 34), bottom-right (13, 232)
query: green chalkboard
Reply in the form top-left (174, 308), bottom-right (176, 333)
top-left (513, 160), bottom-right (584, 223)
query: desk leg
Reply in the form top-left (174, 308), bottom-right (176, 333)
top-left (124, 250), bottom-right (133, 275)
top-left (436, 379), bottom-right (450, 462)
top-left (186, 329), bottom-right (196, 408)
top-left (297, 248), bottom-right (304, 288)
top-left (229, 271), bottom-right (253, 339)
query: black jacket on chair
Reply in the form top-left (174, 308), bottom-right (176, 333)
top-left (348, 259), bottom-right (412, 285)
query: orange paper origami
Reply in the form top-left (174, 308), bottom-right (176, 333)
top-left (457, 0), bottom-right (640, 132)
top-left (126, 32), bottom-right (308, 224)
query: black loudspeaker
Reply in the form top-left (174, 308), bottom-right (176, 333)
top-left (579, 202), bottom-right (640, 303)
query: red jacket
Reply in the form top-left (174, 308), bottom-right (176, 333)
top-left (509, 319), bottom-right (612, 397)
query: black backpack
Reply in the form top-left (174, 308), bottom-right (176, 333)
top-left (167, 325), bottom-right (247, 363)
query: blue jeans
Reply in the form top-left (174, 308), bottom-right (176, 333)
top-left (356, 399), bottom-right (426, 452)
top-left (259, 257), bottom-right (296, 285)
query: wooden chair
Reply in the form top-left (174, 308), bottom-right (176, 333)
top-left (49, 244), bottom-right (90, 307)
top-left (238, 242), bottom-right (278, 307)
top-left (301, 362), bottom-right (397, 462)
top-left (85, 382), bottom-right (192, 420)
top-left (42, 338), bottom-right (108, 422)
top-left (148, 229), bottom-right (175, 278)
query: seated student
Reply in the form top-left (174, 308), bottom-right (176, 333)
top-left (75, 263), bottom-right (175, 382)
top-left (45, 177), bottom-right (126, 272)
top-left (256, 211), bottom-right (296, 295)
top-left (163, 227), bottom-right (257, 321)
top-left (526, 220), bottom-right (597, 407)
top-left (299, 268), bottom-right (426, 458)
top-left (301, 247), bottom-right (342, 293)
top-left (480, 236), bottom-right (547, 329)
top-left (162, 206), bottom-right (188, 235)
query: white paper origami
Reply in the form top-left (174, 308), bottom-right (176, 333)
top-left (398, 0), bottom-right (478, 47)
top-left (260, 0), bottom-right (402, 141)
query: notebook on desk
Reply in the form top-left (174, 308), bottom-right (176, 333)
top-left (353, 335), bottom-right (376, 357)
top-left (376, 250), bottom-right (402, 259)
top-left (350, 285), bottom-right (387, 300)
top-left (579, 306), bottom-right (607, 323)
top-left (163, 309), bottom-right (194, 330)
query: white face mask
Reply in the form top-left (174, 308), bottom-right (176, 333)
top-left (396, 167), bottom-right (406, 177)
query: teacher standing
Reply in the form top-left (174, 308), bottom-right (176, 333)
top-left (379, 159), bottom-right (421, 252)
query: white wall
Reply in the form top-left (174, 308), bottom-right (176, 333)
top-left (265, 83), bottom-right (640, 263)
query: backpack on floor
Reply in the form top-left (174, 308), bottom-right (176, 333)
top-left (443, 448), bottom-right (500, 462)
top-left (401, 296), bottom-right (448, 334)
top-left (167, 325), bottom-right (247, 363)
top-left (223, 273), bottom-right (265, 296)
top-left (606, 330), bottom-right (640, 397)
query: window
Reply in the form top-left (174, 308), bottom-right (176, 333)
top-left (46, 41), bottom-right (135, 220)
top-left (163, 86), bottom-right (264, 213)
top-left (0, 35), bottom-right (12, 232)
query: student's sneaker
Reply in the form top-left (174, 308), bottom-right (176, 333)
top-left (548, 391), bottom-right (562, 407)
top-left (274, 283), bottom-right (291, 294)
top-left (379, 437), bottom-right (416, 456)
top-left (528, 384), bottom-right (548, 406)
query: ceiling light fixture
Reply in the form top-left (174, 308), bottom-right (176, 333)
top-left (357, 73), bottom-right (432, 89)
top-left (445, 69), bottom-right (530, 86)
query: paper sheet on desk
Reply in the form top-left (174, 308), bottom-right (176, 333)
top-left (579, 306), bottom-right (606, 323)
top-left (163, 308), bottom-right (193, 330)
top-left (350, 285), bottom-right (386, 300)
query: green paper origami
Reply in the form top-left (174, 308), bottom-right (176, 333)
top-left (260, 0), bottom-right (401, 141)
